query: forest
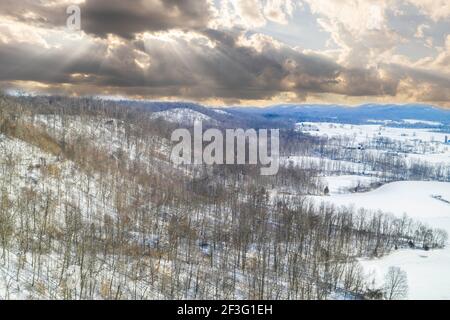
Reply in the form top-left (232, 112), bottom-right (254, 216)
top-left (0, 94), bottom-right (447, 299)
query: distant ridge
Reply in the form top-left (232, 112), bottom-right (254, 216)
top-left (225, 103), bottom-right (450, 125)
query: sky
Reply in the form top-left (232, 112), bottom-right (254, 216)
top-left (0, 0), bottom-right (449, 107)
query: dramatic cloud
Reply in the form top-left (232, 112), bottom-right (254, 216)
top-left (80, 0), bottom-right (213, 39)
top-left (405, 0), bottom-right (450, 21)
top-left (0, 0), bottom-right (213, 38)
top-left (0, 0), bottom-right (449, 107)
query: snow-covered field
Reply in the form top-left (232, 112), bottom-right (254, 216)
top-left (403, 119), bottom-right (442, 126)
top-left (299, 122), bottom-right (449, 145)
top-left (150, 108), bottom-right (217, 125)
top-left (315, 181), bottom-right (450, 299)
top-left (316, 181), bottom-right (450, 224)
top-left (360, 246), bottom-right (450, 299)
top-left (297, 120), bottom-right (450, 299)
top-left (298, 122), bottom-right (450, 170)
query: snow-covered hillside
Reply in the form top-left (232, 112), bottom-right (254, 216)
top-left (1, 94), bottom-right (449, 300)
top-left (150, 108), bottom-right (217, 125)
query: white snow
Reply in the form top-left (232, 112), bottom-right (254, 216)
top-left (297, 122), bottom-right (450, 168)
top-left (150, 108), bottom-right (217, 125)
top-left (295, 121), bottom-right (450, 299)
top-left (367, 119), bottom-right (402, 125)
top-left (298, 122), bottom-right (449, 145)
top-left (316, 181), bottom-right (450, 222)
top-left (211, 109), bottom-right (229, 115)
top-left (403, 119), bottom-right (442, 126)
top-left (406, 152), bottom-right (450, 165)
top-left (360, 247), bottom-right (450, 300)
top-left (365, 119), bottom-right (442, 126)
top-left (315, 181), bottom-right (450, 299)
top-left (321, 175), bottom-right (380, 194)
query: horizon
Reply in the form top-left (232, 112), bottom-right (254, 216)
top-left (3, 91), bottom-right (450, 111)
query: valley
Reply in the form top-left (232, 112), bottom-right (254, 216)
top-left (0, 94), bottom-right (449, 300)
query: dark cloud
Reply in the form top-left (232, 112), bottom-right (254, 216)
top-left (0, 0), bottom-right (213, 39)
top-left (0, 0), bottom-right (449, 106)
top-left (81, 0), bottom-right (212, 39)
top-left (0, 0), bottom-right (67, 27)
top-left (0, 26), bottom-right (404, 102)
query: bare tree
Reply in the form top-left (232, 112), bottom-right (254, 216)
top-left (383, 267), bottom-right (408, 300)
